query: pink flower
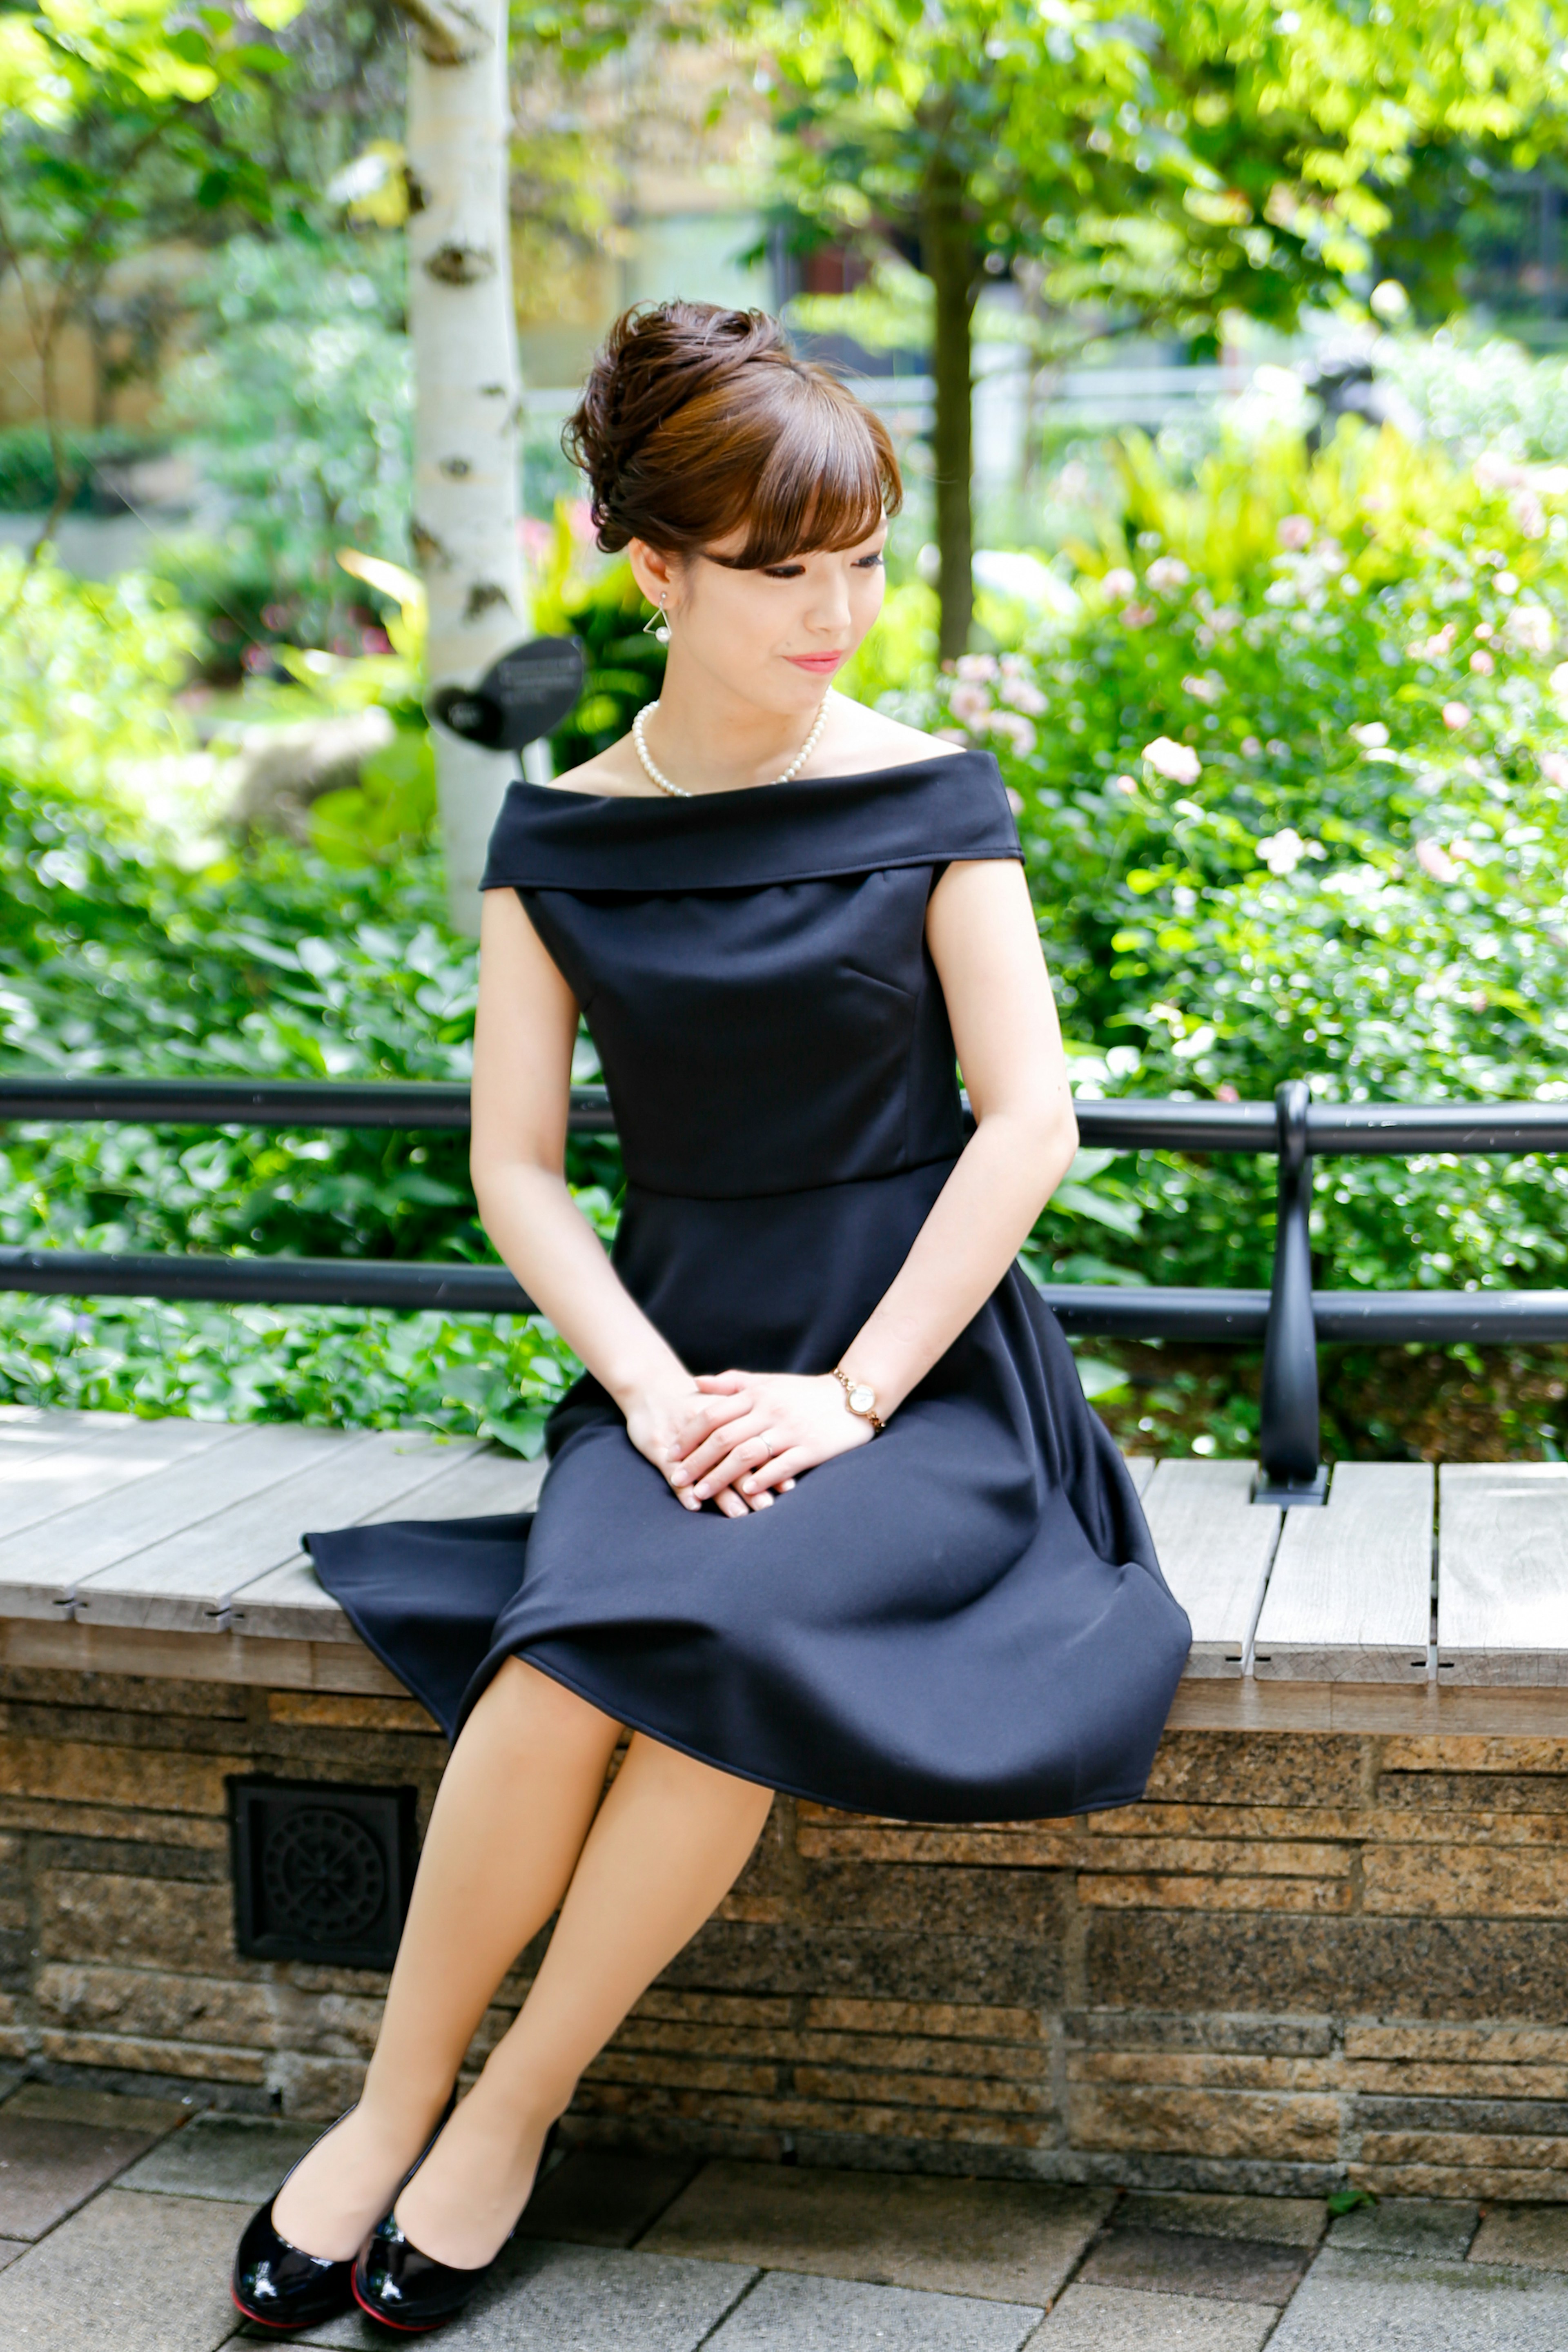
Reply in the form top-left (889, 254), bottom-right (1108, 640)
top-left (1416, 840), bottom-right (1460, 883)
top-left (1241, 735), bottom-right (1263, 756)
top-left (987, 710), bottom-right (1037, 756)
top-left (1540, 751), bottom-right (1568, 789)
top-left (1181, 673), bottom-right (1222, 704)
top-left (949, 682), bottom-right (993, 725)
top-left (955, 653), bottom-right (999, 682)
top-left (1109, 774), bottom-right (1139, 795)
top-left (1441, 702), bottom-right (1472, 731)
top-left (1101, 567), bottom-right (1136, 599)
top-left (1146, 556), bottom-right (1191, 592)
top-left (1550, 662), bottom-right (1568, 701)
top-left (1512, 491), bottom-right (1547, 541)
top-left (934, 727), bottom-right (969, 745)
top-left (1120, 602), bottom-right (1157, 629)
top-left (1506, 605), bottom-right (1556, 657)
top-left (1142, 736), bottom-right (1202, 783)
top-left (1469, 649), bottom-right (1495, 675)
top-left (999, 675), bottom-right (1048, 715)
top-left (1005, 786), bottom-right (1025, 817)
top-left (1216, 1082), bottom-right (1241, 1103)
top-left (1277, 514), bottom-right (1314, 550)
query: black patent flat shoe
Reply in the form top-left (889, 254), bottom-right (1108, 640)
top-left (352, 2119), bottom-right (560, 2333)
top-left (231, 2107), bottom-right (358, 2334)
top-left (231, 2092), bottom-right (457, 2333)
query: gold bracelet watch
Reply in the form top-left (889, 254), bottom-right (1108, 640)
top-left (831, 1365), bottom-right (885, 1434)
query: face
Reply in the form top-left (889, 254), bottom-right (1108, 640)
top-left (628, 519), bottom-right (888, 717)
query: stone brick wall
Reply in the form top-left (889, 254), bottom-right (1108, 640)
top-left (0, 1662), bottom-right (1564, 2201)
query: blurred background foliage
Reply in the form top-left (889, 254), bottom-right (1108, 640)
top-left (7, 1), bottom-right (1568, 1457)
top-left (9, 348), bottom-right (1568, 1456)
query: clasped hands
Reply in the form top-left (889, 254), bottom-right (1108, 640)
top-left (626, 1369), bottom-right (875, 1517)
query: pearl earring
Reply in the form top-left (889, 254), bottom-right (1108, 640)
top-left (642, 599), bottom-right (670, 646)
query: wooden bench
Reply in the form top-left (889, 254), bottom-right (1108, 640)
top-left (9, 1403), bottom-right (1568, 2205)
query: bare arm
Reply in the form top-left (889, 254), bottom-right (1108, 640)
top-left (469, 889), bottom-right (755, 1512)
top-left (679, 858), bottom-right (1078, 1503)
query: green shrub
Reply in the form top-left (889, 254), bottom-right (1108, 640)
top-left (0, 424), bottom-right (165, 515)
top-left (0, 762), bottom-right (614, 1450)
top-left (0, 550), bottom-right (199, 797)
top-left (891, 414), bottom-right (1568, 1303)
top-left (163, 234), bottom-right (412, 651)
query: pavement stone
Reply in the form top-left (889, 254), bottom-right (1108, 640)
top-left (4, 2083), bottom-right (192, 2133)
top-left (1117, 2190), bottom-right (1326, 2247)
top-left (0, 2109), bottom-right (169, 2238)
top-left (642, 2158), bottom-right (1113, 2303)
top-left (275, 2239), bottom-right (757, 2350)
top-left (0, 2237), bottom-right (26, 2269)
top-left (518, 2146), bottom-right (702, 2246)
top-left (0, 2185), bottom-right (249, 2350)
top-left (1471, 2204), bottom-right (1568, 2270)
top-left (1327, 2196), bottom-right (1479, 2260)
top-left (1028, 2283), bottom-right (1277, 2349)
top-left (1269, 2247), bottom-right (1568, 2350)
top-left (1078, 2225), bottom-right (1310, 2305)
top-left (119, 2113), bottom-right (319, 2205)
top-left (702, 2266), bottom-right (1043, 2351)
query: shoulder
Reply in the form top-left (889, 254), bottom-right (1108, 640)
top-left (807, 695), bottom-right (967, 778)
top-left (539, 734), bottom-right (655, 799)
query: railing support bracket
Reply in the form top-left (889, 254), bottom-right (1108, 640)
top-left (1255, 1078), bottom-right (1327, 1505)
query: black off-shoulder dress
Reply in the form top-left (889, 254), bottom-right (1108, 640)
top-left (306, 750), bottom-right (1190, 1820)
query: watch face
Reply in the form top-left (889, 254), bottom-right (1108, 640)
top-left (848, 1384), bottom-right (876, 1414)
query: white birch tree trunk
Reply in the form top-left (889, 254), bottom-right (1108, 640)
top-left (391, 0), bottom-right (526, 933)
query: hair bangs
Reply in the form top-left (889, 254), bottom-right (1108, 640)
top-left (706, 377), bottom-right (901, 570)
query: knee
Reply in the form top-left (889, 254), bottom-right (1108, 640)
top-left (466, 1659), bottom-right (619, 1761)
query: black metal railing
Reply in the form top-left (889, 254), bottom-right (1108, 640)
top-left (4, 1074), bottom-right (1568, 1506)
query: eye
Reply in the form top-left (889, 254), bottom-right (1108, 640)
top-left (762, 563), bottom-right (806, 579)
top-left (854, 551), bottom-right (886, 569)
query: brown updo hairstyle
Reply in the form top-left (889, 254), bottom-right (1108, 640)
top-left (563, 301), bottom-right (902, 569)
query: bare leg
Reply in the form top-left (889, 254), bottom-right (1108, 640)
top-left (272, 1659), bottom-right (622, 2259)
top-left (391, 1724), bottom-right (774, 2268)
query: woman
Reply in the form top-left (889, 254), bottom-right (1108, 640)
top-left (231, 301), bottom-right (1190, 2335)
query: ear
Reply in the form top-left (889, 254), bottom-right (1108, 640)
top-left (627, 539), bottom-right (679, 609)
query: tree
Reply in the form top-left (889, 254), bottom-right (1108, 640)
top-left (371, 0), bottom-right (527, 931)
top-left (738, 0), bottom-right (1568, 659)
top-left (0, 0), bottom-right (304, 559)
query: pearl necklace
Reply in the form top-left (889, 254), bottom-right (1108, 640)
top-left (631, 694), bottom-right (831, 800)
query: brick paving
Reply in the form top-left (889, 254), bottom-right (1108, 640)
top-left (3, 2084), bottom-right (1568, 2348)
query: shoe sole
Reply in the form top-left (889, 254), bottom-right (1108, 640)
top-left (230, 2282), bottom-right (340, 2332)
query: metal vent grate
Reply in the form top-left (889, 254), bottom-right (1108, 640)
top-left (229, 1777), bottom-right (417, 1968)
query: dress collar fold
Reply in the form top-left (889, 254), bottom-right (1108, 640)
top-left (479, 749), bottom-right (1021, 893)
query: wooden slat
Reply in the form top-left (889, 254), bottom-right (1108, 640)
top-left (1252, 1461), bottom-right (1431, 1682)
top-left (0, 1405), bottom-right (135, 1435)
top-left (0, 1404), bottom-right (137, 1480)
top-left (1439, 1463), bottom-right (1568, 1685)
top-left (9, 1611), bottom-right (1568, 1732)
top-left (70, 1428), bottom-right (480, 1634)
top-left (4, 1420), bottom-right (353, 1618)
top-left (0, 1613), bottom-right (413, 1699)
top-left (0, 1418), bottom-right (246, 1600)
top-left (231, 1445), bottom-right (546, 1640)
top-left (1140, 1458), bottom-right (1281, 1678)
